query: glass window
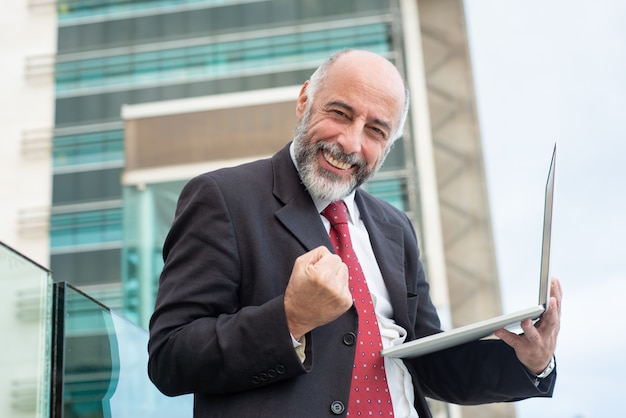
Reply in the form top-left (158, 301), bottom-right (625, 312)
top-left (52, 168), bottom-right (122, 205)
top-left (50, 207), bottom-right (122, 249)
top-left (134, 51), bottom-right (160, 83)
top-left (57, 0), bottom-right (392, 53)
top-left (56, 23), bottom-right (391, 95)
top-left (51, 248), bottom-right (121, 285)
top-left (380, 139), bottom-right (407, 171)
top-left (122, 180), bottom-right (186, 328)
top-left (58, 0), bottom-right (214, 22)
top-left (53, 129), bottom-right (124, 168)
top-left (365, 177), bottom-right (409, 212)
top-left (242, 1), bottom-right (268, 26)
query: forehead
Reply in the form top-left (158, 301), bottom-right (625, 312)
top-left (318, 56), bottom-right (405, 125)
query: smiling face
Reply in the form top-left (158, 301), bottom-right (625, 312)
top-left (293, 50), bottom-right (407, 202)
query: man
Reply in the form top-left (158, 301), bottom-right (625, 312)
top-left (148, 49), bottom-right (562, 417)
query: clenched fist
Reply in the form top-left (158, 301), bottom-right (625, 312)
top-left (284, 246), bottom-right (353, 340)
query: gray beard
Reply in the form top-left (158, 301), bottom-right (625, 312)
top-left (292, 111), bottom-right (384, 202)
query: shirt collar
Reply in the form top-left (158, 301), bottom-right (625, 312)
top-left (289, 142), bottom-right (358, 224)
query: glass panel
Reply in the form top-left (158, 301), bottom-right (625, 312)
top-left (122, 180), bottom-right (187, 328)
top-left (55, 23), bottom-right (391, 94)
top-left (58, 282), bottom-right (193, 417)
top-left (0, 242), bottom-right (51, 418)
top-left (52, 168), bottom-right (123, 205)
top-left (58, 0), bottom-right (217, 22)
top-left (53, 130), bottom-right (124, 169)
top-left (50, 207), bottom-right (122, 249)
top-left (380, 138), bottom-right (407, 171)
top-left (51, 249), bottom-right (122, 287)
top-left (365, 177), bottom-right (408, 211)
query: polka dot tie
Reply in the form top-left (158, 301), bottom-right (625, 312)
top-left (322, 201), bottom-right (394, 417)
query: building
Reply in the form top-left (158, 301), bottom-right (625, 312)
top-left (2, 0), bottom-right (512, 417)
top-left (0, 4), bottom-right (55, 416)
top-left (0, 0), bottom-right (55, 269)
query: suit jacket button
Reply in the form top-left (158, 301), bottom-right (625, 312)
top-left (342, 332), bottom-right (356, 346)
top-left (251, 376), bottom-right (261, 385)
top-left (330, 401), bottom-right (345, 415)
top-left (275, 364), bottom-right (286, 374)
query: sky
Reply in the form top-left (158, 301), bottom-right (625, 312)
top-left (463, 1), bottom-right (626, 417)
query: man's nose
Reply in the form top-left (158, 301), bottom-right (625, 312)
top-left (338, 123), bottom-right (364, 155)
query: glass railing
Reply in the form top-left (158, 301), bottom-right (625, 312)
top-left (0, 241), bottom-right (192, 417)
top-left (53, 282), bottom-right (193, 417)
top-left (0, 242), bottom-right (51, 418)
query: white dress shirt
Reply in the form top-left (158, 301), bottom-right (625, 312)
top-left (290, 144), bottom-right (419, 417)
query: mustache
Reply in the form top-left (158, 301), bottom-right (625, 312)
top-left (316, 141), bottom-right (366, 169)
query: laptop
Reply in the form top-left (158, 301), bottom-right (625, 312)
top-left (381, 144), bottom-right (556, 359)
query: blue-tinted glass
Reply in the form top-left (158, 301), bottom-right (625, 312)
top-left (366, 178), bottom-right (407, 211)
top-left (50, 208), bottom-right (123, 249)
top-left (55, 23), bottom-right (391, 94)
top-left (53, 129), bottom-right (124, 168)
top-left (60, 283), bottom-right (192, 417)
top-left (58, 0), bottom-right (215, 22)
top-left (0, 243), bottom-right (51, 418)
top-left (122, 180), bottom-right (186, 328)
top-left (107, 55), bottom-right (132, 85)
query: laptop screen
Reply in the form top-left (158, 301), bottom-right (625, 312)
top-left (538, 144), bottom-right (556, 309)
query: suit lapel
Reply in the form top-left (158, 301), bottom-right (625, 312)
top-left (271, 144), bottom-right (332, 252)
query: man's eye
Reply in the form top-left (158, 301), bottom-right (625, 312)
top-left (332, 109), bottom-right (347, 118)
top-left (370, 126), bottom-right (387, 138)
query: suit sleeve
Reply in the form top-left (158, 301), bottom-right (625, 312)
top-left (409, 339), bottom-right (556, 404)
top-left (147, 175), bottom-right (309, 396)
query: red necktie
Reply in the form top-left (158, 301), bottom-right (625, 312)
top-left (322, 201), bottom-right (394, 417)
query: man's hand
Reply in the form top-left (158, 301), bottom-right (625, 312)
top-left (495, 278), bottom-right (563, 374)
top-left (284, 246), bottom-right (353, 340)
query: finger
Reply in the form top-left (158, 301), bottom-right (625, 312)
top-left (548, 278), bottom-right (562, 307)
top-left (551, 276), bottom-right (562, 295)
top-left (494, 327), bottom-right (523, 349)
top-left (305, 253), bottom-right (347, 290)
top-left (538, 297), bottom-right (560, 328)
top-left (326, 256), bottom-right (349, 283)
top-left (534, 299), bottom-right (561, 341)
top-left (308, 245), bottom-right (332, 263)
top-left (551, 278), bottom-right (563, 314)
top-left (299, 247), bottom-right (336, 275)
top-left (520, 318), bottom-right (541, 342)
top-left (294, 247), bottom-right (321, 270)
top-left (311, 252), bottom-right (344, 274)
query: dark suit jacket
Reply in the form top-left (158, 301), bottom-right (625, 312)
top-left (148, 143), bottom-right (555, 417)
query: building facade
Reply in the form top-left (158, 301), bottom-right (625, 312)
top-left (50, 0), bottom-right (414, 319)
top-left (0, 3), bottom-right (55, 416)
top-left (3, 1), bottom-right (513, 417)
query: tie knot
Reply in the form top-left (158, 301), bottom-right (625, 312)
top-left (321, 201), bottom-right (349, 226)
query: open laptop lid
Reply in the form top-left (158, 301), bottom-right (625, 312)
top-left (380, 144), bottom-right (557, 358)
top-left (539, 144), bottom-right (556, 310)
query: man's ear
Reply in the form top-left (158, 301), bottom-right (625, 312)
top-left (296, 81), bottom-right (310, 119)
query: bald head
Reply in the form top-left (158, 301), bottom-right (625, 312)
top-left (304, 49), bottom-right (409, 141)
